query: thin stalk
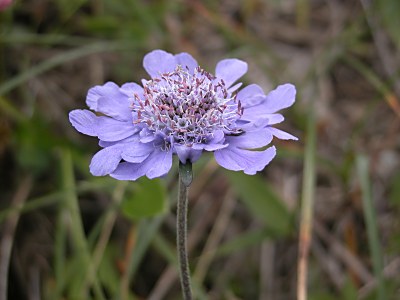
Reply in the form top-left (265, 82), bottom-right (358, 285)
top-left (177, 161), bottom-right (193, 300)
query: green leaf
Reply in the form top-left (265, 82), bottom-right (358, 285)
top-left (121, 178), bottom-right (166, 220)
top-left (225, 171), bottom-right (292, 236)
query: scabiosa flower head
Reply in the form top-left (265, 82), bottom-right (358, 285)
top-left (69, 50), bottom-right (297, 180)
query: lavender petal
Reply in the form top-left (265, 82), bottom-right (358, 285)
top-left (214, 146), bottom-right (276, 175)
top-left (90, 145), bottom-right (123, 176)
top-left (97, 95), bottom-right (131, 121)
top-left (143, 49), bottom-right (177, 78)
top-left (86, 82), bottom-right (121, 111)
top-left (111, 148), bottom-right (173, 181)
top-left (69, 109), bottom-right (98, 136)
top-left (175, 53), bottom-right (198, 74)
top-left (236, 84), bottom-right (265, 108)
top-left (97, 117), bottom-right (139, 142)
top-left (121, 142), bottom-right (153, 163)
top-left (267, 127), bottom-right (298, 140)
top-left (226, 129), bottom-right (273, 149)
top-left (174, 145), bottom-right (203, 163)
top-left (215, 58), bottom-right (248, 88)
top-left (263, 83), bottom-right (296, 113)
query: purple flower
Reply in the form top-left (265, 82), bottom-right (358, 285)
top-left (69, 50), bottom-right (297, 180)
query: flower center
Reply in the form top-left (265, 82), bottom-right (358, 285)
top-left (132, 66), bottom-right (243, 146)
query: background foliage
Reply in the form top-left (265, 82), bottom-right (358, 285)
top-left (1, 0), bottom-right (400, 299)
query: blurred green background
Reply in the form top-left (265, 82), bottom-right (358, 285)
top-left (1, 0), bottom-right (400, 299)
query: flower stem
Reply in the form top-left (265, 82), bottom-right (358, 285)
top-left (177, 161), bottom-right (193, 300)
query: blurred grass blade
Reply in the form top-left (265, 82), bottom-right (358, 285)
top-left (0, 96), bottom-right (25, 123)
top-left (356, 155), bottom-right (386, 300)
top-left (215, 228), bottom-right (270, 257)
top-left (374, 0), bottom-right (400, 49)
top-left (60, 148), bottom-right (105, 300)
top-left (152, 233), bottom-right (209, 300)
top-left (226, 171), bottom-right (291, 236)
top-left (54, 202), bottom-right (68, 299)
top-left (343, 55), bottom-right (400, 118)
top-left (119, 217), bottom-right (163, 299)
top-left (297, 94), bottom-right (316, 300)
top-left (0, 42), bottom-right (132, 96)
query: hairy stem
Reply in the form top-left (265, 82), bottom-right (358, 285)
top-left (177, 161), bottom-right (193, 300)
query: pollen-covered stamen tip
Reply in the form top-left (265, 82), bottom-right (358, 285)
top-left (133, 65), bottom-right (243, 146)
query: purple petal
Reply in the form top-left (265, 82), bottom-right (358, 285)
top-left (238, 117), bottom-right (270, 131)
top-left (215, 59), bottom-right (248, 88)
top-left (191, 143), bottom-right (228, 151)
top-left (97, 117), bottom-right (138, 142)
top-left (227, 129), bottom-right (273, 149)
top-left (227, 82), bottom-right (243, 93)
top-left (240, 107), bottom-right (284, 124)
top-left (203, 130), bottom-right (228, 150)
top-left (99, 134), bottom-right (140, 148)
top-left (121, 142), bottom-right (153, 163)
top-left (110, 162), bottom-right (143, 181)
top-left (145, 149), bottom-right (173, 179)
top-left (239, 84), bottom-right (296, 122)
top-left (97, 95), bottom-right (131, 121)
top-left (120, 82), bottom-right (144, 98)
top-left (267, 127), bottom-right (298, 140)
top-left (143, 50), bottom-right (177, 78)
top-left (69, 109), bottom-right (98, 136)
top-left (174, 53), bottom-right (198, 74)
top-left (86, 82), bottom-right (121, 111)
top-left (192, 130), bottom-right (228, 151)
top-left (266, 114), bottom-right (284, 124)
top-left (139, 128), bottom-right (156, 143)
top-left (237, 84), bottom-right (265, 108)
top-left (263, 83), bottom-right (296, 113)
top-left (174, 145), bottom-right (203, 163)
top-left (90, 145), bottom-right (123, 176)
top-left (214, 146), bottom-right (276, 175)
top-left (111, 148), bottom-right (173, 181)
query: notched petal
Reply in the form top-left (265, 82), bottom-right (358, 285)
top-left (86, 82), bottom-right (120, 111)
top-left (111, 148), bottom-right (173, 181)
top-left (215, 58), bottom-right (248, 88)
top-left (90, 145), bottom-right (123, 176)
top-left (214, 146), bottom-right (276, 175)
top-left (97, 117), bottom-right (139, 142)
top-left (268, 127), bottom-right (298, 140)
top-left (236, 84), bottom-right (265, 108)
top-left (143, 50), bottom-right (177, 78)
top-left (96, 96), bottom-right (131, 121)
top-left (69, 109), bottom-right (98, 136)
top-left (121, 143), bottom-right (153, 163)
top-left (263, 83), bottom-right (296, 113)
top-left (227, 130), bottom-right (273, 149)
top-left (174, 52), bottom-right (198, 74)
